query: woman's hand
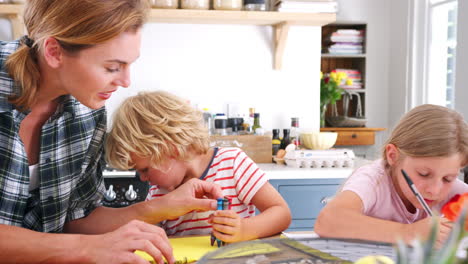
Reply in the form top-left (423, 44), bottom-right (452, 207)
top-left (84, 220), bottom-right (175, 264)
top-left (210, 210), bottom-right (246, 243)
top-left (149, 178), bottom-right (224, 220)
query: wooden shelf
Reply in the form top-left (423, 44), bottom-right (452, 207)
top-left (149, 9), bottom-right (335, 26)
top-left (321, 127), bottom-right (385, 132)
top-left (342, 89), bottom-right (365, 93)
top-left (0, 5), bottom-right (336, 70)
top-left (0, 4), bottom-right (22, 14)
top-left (321, 53), bottom-right (366, 58)
top-left (321, 127), bottom-right (386, 146)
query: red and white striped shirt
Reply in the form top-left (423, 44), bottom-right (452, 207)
top-left (146, 147), bottom-right (268, 236)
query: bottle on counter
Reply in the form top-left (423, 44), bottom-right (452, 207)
top-left (241, 114), bottom-right (251, 134)
top-left (272, 129), bottom-right (281, 155)
top-left (214, 113), bottom-right (228, 136)
top-left (280, 128), bottom-right (290, 149)
top-left (248, 108), bottom-right (255, 131)
top-left (202, 108), bottom-right (213, 135)
top-left (290, 117), bottom-right (301, 148)
top-left (252, 113), bottom-right (262, 134)
top-left (228, 117), bottom-right (243, 135)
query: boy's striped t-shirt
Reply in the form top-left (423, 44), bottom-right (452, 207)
top-left (146, 147), bottom-right (268, 236)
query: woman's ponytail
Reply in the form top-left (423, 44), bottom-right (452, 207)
top-left (5, 40), bottom-right (41, 111)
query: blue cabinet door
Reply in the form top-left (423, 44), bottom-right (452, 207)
top-left (269, 178), bottom-right (344, 231)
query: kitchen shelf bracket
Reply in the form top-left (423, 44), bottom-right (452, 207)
top-left (273, 22), bottom-right (290, 70)
top-left (8, 13), bottom-right (24, 40)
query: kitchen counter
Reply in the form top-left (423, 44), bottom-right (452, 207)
top-left (258, 158), bottom-right (372, 180)
top-left (258, 163), bottom-right (353, 179)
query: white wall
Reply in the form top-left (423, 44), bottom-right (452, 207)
top-left (108, 23), bottom-right (322, 132)
top-left (387, 0), bottom-right (411, 129)
top-left (0, 18), bottom-right (11, 40)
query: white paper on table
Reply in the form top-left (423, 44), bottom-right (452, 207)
top-left (281, 231), bottom-right (319, 239)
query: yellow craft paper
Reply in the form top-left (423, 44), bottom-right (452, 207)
top-left (135, 235), bottom-right (218, 264)
top-left (210, 242), bottom-right (280, 259)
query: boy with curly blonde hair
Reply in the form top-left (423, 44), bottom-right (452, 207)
top-left (106, 91), bottom-right (291, 243)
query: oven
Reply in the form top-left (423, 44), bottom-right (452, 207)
top-left (102, 167), bottom-right (149, 208)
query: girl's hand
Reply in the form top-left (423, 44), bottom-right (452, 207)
top-left (410, 216), bottom-right (453, 248)
top-left (210, 210), bottom-right (246, 243)
top-left (436, 217), bottom-right (453, 248)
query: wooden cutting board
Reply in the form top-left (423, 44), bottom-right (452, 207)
top-left (210, 135), bottom-right (272, 163)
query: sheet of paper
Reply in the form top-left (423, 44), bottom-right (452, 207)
top-left (281, 231), bottom-right (319, 239)
top-left (135, 235), bottom-right (218, 263)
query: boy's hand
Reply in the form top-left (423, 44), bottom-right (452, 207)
top-left (210, 210), bottom-right (247, 243)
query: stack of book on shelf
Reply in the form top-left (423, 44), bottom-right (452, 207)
top-left (335, 68), bottom-right (363, 90)
top-left (274, 0), bottom-right (337, 13)
top-left (327, 29), bottom-right (364, 54)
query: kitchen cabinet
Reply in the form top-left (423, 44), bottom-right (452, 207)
top-left (321, 23), bottom-right (367, 121)
top-left (269, 178), bottom-right (344, 231)
top-left (320, 127), bottom-right (385, 146)
top-left (320, 23), bottom-right (386, 146)
top-left (0, 4), bottom-right (335, 70)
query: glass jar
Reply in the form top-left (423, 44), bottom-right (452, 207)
top-left (151, 0), bottom-right (179, 9)
top-left (214, 114), bottom-right (228, 136)
top-left (213, 0), bottom-right (242, 10)
top-left (244, 0), bottom-right (266, 11)
top-left (181, 0), bottom-right (210, 10)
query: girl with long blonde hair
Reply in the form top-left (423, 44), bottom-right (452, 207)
top-left (315, 104), bottom-right (468, 248)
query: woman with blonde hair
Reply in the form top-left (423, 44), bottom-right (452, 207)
top-left (315, 104), bottom-right (468, 247)
top-left (0, 1), bottom-right (222, 263)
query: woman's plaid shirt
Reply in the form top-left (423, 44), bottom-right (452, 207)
top-left (0, 40), bottom-right (107, 233)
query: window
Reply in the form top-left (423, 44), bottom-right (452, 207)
top-left (426, 0), bottom-right (458, 108)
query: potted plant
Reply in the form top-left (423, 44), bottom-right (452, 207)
top-left (320, 71), bottom-right (352, 127)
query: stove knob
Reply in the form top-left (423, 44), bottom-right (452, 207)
top-left (125, 185), bottom-right (137, 201)
top-left (104, 185), bottom-right (117, 202)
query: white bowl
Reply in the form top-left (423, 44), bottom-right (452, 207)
top-left (300, 132), bottom-right (338, 150)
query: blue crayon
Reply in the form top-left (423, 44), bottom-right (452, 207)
top-left (216, 198), bottom-right (224, 247)
top-left (211, 198), bottom-right (229, 247)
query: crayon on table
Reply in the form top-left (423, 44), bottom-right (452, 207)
top-left (210, 197), bottom-right (231, 247)
top-left (210, 198), bottom-right (224, 247)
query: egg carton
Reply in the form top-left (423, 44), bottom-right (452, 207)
top-left (284, 149), bottom-right (355, 168)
